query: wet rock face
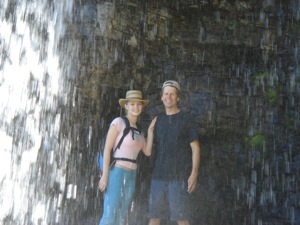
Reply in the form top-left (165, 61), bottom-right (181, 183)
top-left (74, 1), bottom-right (300, 224)
top-left (0, 0), bottom-right (299, 225)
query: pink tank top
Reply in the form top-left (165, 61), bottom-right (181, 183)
top-left (111, 117), bottom-right (144, 170)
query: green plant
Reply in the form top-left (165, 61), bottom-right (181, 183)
top-left (253, 71), bottom-right (268, 86)
top-left (286, 116), bottom-right (296, 130)
top-left (228, 21), bottom-right (238, 31)
top-left (267, 88), bottom-right (278, 104)
top-left (245, 133), bottom-right (265, 148)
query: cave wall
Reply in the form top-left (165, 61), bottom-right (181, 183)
top-left (1, 0), bottom-right (299, 225)
top-left (62, 1), bottom-right (300, 225)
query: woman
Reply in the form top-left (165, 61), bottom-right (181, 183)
top-left (98, 90), bottom-right (156, 225)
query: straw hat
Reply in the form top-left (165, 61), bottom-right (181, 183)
top-left (162, 80), bottom-right (181, 92)
top-left (119, 90), bottom-right (149, 108)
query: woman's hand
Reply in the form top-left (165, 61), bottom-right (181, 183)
top-left (98, 175), bottom-right (108, 192)
top-left (143, 117), bottom-right (157, 156)
top-left (148, 117), bottom-right (157, 133)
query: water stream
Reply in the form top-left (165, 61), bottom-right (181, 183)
top-left (1, 0), bottom-right (300, 225)
top-left (0, 1), bottom-right (75, 224)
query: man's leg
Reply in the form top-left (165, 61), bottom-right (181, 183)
top-left (148, 218), bottom-right (161, 225)
top-left (168, 181), bottom-right (193, 224)
top-left (147, 180), bottom-right (167, 224)
top-left (177, 220), bottom-right (190, 225)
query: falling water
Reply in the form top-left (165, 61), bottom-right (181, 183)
top-left (0, 1), bottom-right (75, 224)
top-left (1, 1), bottom-right (300, 225)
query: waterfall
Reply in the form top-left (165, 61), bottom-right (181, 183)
top-left (0, 1), bottom-right (74, 224)
top-left (1, 1), bottom-right (300, 225)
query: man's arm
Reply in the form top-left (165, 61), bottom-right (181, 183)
top-left (187, 140), bottom-right (200, 193)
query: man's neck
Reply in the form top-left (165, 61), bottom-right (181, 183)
top-left (165, 107), bottom-right (180, 115)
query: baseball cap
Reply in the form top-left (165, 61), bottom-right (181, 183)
top-left (162, 80), bottom-right (181, 92)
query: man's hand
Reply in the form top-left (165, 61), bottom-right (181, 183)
top-left (187, 172), bottom-right (198, 193)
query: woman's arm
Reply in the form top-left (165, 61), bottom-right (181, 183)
top-left (142, 117), bottom-right (157, 156)
top-left (98, 124), bottom-right (119, 192)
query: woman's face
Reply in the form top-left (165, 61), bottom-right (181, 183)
top-left (125, 100), bottom-right (143, 116)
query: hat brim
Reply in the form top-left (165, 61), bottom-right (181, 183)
top-left (119, 99), bottom-right (149, 108)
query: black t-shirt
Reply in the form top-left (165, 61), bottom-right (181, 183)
top-left (152, 111), bottom-right (199, 181)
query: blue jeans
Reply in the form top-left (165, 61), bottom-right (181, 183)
top-left (99, 166), bottom-right (136, 225)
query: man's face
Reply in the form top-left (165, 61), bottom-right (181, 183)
top-left (161, 86), bottom-right (180, 108)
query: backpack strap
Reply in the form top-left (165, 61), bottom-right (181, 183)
top-left (114, 116), bottom-right (130, 151)
top-left (114, 116), bottom-right (141, 150)
top-left (111, 117), bottom-right (142, 165)
top-left (100, 117), bottom-right (142, 170)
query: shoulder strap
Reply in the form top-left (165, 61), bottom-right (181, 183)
top-left (114, 116), bottom-right (130, 151)
top-left (113, 116), bottom-right (142, 152)
top-left (109, 116), bottom-right (143, 166)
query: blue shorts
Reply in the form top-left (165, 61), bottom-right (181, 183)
top-left (147, 180), bottom-right (194, 221)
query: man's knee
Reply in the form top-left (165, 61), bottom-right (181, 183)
top-left (177, 220), bottom-right (190, 225)
top-left (148, 218), bottom-right (161, 225)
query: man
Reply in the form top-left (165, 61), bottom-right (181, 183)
top-left (147, 80), bottom-right (201, 225)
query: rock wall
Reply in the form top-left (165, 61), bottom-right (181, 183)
top-left (1, 0), bottom-right (299, 225)
top-left (69, 1), bottom-right (300, 224)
